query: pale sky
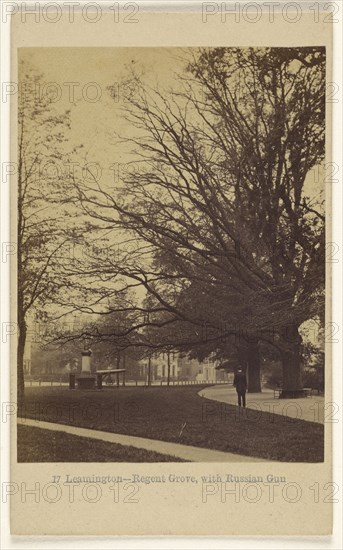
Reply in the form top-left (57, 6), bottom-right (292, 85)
top-left (19, 47), bottom-right (187, 174)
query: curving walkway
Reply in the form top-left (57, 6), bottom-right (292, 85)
top-left (199, 385), bottom-right (325, 424)
top-left (17, 418), bottom-right (267, 462)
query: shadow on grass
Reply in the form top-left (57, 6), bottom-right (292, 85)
top-left (17, 425), bottom-right (186, 462)
top-left (18, 385), bottom-right (324, 462)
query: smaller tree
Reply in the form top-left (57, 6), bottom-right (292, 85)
top-left (17, 61), bottom-right (81, 400)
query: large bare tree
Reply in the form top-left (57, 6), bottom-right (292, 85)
top-left (68, 47), bottom-right (325, 395)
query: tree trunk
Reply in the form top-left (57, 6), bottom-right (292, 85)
top-left (17, 318), bottom-right (26, 403)
top-left (279, 325), bottom-right (303, 397)
top-left (280, 347), bottom-right (302, 392)
top-left (18, 141), bottom-right (25, 404)
top-left (246, 343), bottom-right (261, 392)
top-left (147, 356), bottom-right (151, 386)
top-left (167, 351), bottom-right (171, 386)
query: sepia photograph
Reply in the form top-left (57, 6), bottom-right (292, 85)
top-left (16, 45), bottom-right (327, 466)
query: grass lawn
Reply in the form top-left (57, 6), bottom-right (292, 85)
top-left (17, 425), bottom-right (185, 462)
top-left (18, 386), bottom-right (324, 462)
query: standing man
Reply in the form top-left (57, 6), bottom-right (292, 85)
top-left (233, 368), bottom-right (247, 407)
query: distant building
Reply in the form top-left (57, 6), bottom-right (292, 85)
top-left (193, 355), bottom-right (227, 382)
top-left (23, 313), bottom-right (36, 376)
top-left (139, 351), bottom-right (180, 381)
top-left (139, 352), bottom-right (229, 382)
top-left (23, 340), bottom-right (32, 375)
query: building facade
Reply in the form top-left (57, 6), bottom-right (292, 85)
top-left (139, 352), bottom-right (229, 382)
